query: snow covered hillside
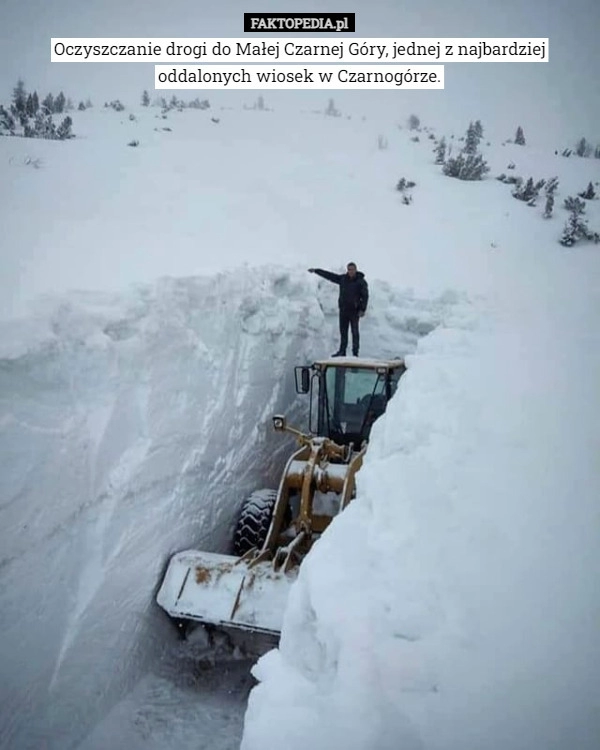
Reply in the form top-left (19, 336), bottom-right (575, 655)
top-left (1, 100), bottom-right (599, 749)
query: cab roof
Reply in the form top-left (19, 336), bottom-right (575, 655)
top-left (313, 357), bottom-right (405, 369)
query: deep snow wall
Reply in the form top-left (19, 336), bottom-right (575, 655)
top-left (0, 266), bottom-right (449, 749)
top-left (241, 254), bottom-right (600, 750)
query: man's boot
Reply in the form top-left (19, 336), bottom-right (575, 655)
top-left (332, 350), bottom-right (346, 357)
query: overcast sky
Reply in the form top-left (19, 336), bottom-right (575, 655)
top-left (0, 0), bottom-right (598, 146)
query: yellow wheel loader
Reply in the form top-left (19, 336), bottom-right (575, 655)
top-left (157, 357), bottom-right (406, 638)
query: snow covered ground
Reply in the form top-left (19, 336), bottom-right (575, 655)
top-left (1, 98), bottom-right (600, 750)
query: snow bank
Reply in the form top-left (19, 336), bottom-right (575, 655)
top-left (242, 255), bottom-right (600, 750)
top-left (0, 266), bottom-right (450, 748)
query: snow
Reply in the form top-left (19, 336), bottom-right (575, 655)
top-left (242, 238), bottom-right (600, 748)
top-left (1, 89), bottom-right (600, 750)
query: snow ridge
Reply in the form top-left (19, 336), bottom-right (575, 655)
top-left (0, 267), bottom-right (452, 749)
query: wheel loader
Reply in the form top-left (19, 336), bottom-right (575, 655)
top-left (156, 356), bottom-right (406, 638)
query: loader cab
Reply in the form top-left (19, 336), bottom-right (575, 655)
top-left (295, 358), bottom-right (406, 450)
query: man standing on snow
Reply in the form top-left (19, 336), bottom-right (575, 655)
top-left (308, 262), bottom-right (369, 357)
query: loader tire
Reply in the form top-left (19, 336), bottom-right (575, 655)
top-left (233, 489), bottom-right (278, 557)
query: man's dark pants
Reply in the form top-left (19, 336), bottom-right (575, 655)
top-left (339, 309), bottom-right (360, 355)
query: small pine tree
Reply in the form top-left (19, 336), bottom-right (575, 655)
top-left (443, 152), bottom-right (490, 180)
top-left (85, 98), bottom-right (93, 108)
top-left (56, 116), bottom-right (73, 139)
top-left (25, 93), bottom-right (35, 117)
top-left (407, 113), bottom-right (420, 130)
top-left (141, 90), bottom-right (150, 106)
top-left (54, 91), bottom-right (66, 113)
top-left (78, 101), bottom-right (86, 111)
top-left (578, 182), bottom-right (596, 200)
top-left (560, 197), bottom-right (595, 245)
top-left (41, 93), bottom-right (54, 115)
top-left (473, 119), bottom-right (483, 138)
top-left (0, 105), bottom-right (16, 134)
top-left (325, 98), bottom-right (340, 116)
top-left (396, 178), bottom-right (415, 191)
top-left (434, 136), bottom-right (446, 164)
top-left (575, 137), bottom-right (590, 157)
top-left (34, 112), bottom-right (56, 139)
top-left (31, 91), bottom-right (39, 115)
top-left (256, 95), bottom-right (265, 111)
top-left (512, 177), bottom-right (546, 203)
top-left (595, 145), bottom-right (600, 159)
top-left (463, 121), bottom-right (481, 154)
top-left (12, 79), bottom-right (27, 115)
top-left (65, 98), bottom-right (74, 111)
top-left (515, 126), bottom-right (525, 145)
top-left (543, 177), bottom-right (559, 218)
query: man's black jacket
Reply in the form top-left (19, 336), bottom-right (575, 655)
top-left (312, 269), bottom-right (369, 314)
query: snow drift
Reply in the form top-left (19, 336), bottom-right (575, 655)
top-left (241, 256), bottom-right (600, 749)
top-left (0, 266), bottom-right (448, 749)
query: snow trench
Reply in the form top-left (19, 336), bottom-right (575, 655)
top-left (0, 266), bottom-right (455, 750)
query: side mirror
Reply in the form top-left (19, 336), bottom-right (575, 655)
top-left (294, 366), bottom-right (310, 394)
top-left (272, 414), bottom-right (286, 431)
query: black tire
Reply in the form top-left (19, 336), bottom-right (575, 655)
top-left (233, 489), bottom-right (278, 556)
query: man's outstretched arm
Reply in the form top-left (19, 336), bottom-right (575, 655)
top-left (308, 268), bottom-right (342, 284)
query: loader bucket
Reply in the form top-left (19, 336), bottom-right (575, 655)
top-left (156, 550), bottom-right (298, 635)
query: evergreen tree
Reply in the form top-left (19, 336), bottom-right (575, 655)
top-left (34, 112), bottom-right (56, 139)
top-left (407, 113), bottom-right (420, 130)
top-left (56, 115), bottom-right (73, 139)
top-left (512, 177), bottom-right (546, 203)
top-left (141, 90), bottom-right (150, 106)
top-left (25, 93), bottom-right (35, 117)
top-left (85, 98), bottom-right (93, 108)
top-left (473, 119), bottom-right (483, 138)
top-left (578, 181), bottom-right (596, 200)
top-left (442, 152), bottom-right (490, 180)
top-left (543, 177), bottom-right (559, 218)
top-left (65, 97), bottom-right (74, 111)
top-left (78, 101), bottom-right (86, 111)
top-left (12, 79), bottom-right (27, 115)
top-left (41, 93), bottom-right (54, 115)
top-left (325, 98), bottom-right (340, 116)
top-left (54, 91), bottom-right (66, 113)
top-left (0, 105), bottom-right (16, 134)
top-left (434, 136), bottom-right (446, 164)
top-left (463, 122), bottom-right (480, 154)
top-left (560, 197), bottom-right (595, 245)
top-left (575, 137), bottom-right (590, 157)
top-left (32, 91), bottom-right (39, 114)
top-left (515, 126), bottom-right (526, 145)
